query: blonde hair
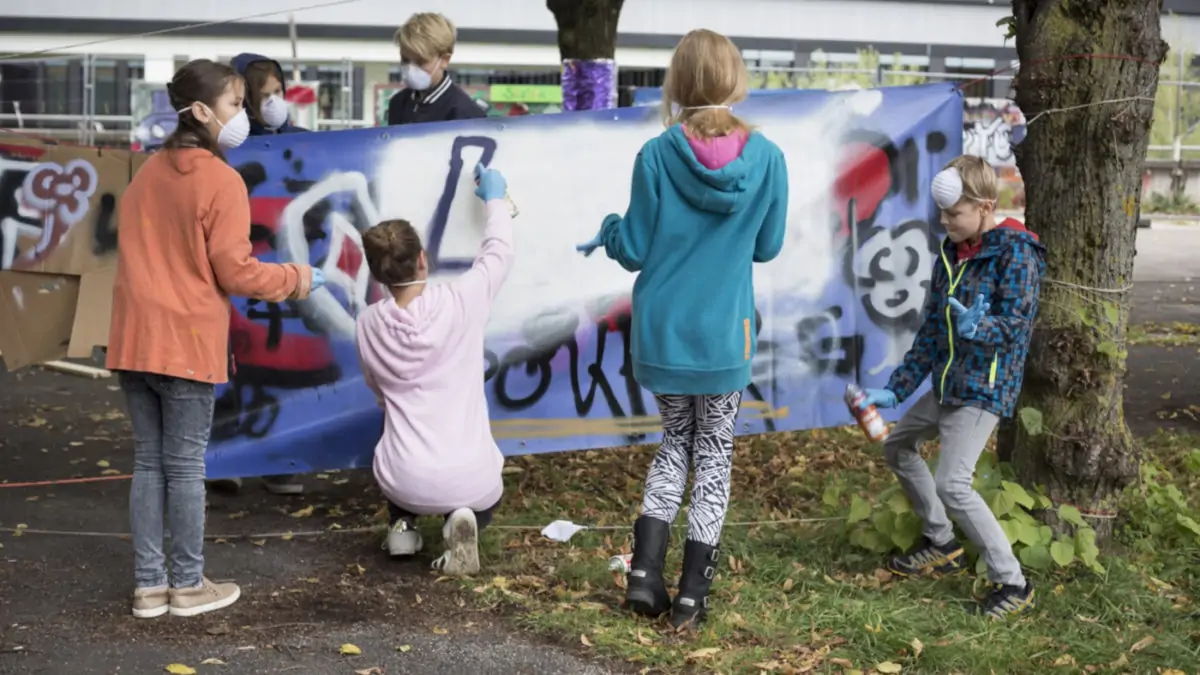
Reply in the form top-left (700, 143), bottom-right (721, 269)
top-left (660, 29), bottom-right (753, 139)
top-left (944, 155), bottom-right (999, 203)
top-left (394, 12), bottom-right (457, 64)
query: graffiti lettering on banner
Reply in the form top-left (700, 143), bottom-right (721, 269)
top-left (202, 84), bottom-right (963, 479)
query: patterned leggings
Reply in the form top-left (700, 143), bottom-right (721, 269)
top-left (641, 391), bottom-right (742, 547)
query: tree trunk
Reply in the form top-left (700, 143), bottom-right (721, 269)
top-left (547, 0), bottom-right (624, 111)
top-left (1006, 0), bottom-right (1167, 539)
top-left (547, 0), bottom-right (623, 60)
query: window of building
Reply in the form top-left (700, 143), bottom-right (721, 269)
top-left (42, 59), bottom-right (76, 116)
top-left (303, 63), bottom-right (364, 121)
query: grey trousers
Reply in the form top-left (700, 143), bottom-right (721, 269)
top-left (883, 391), bottom-right (1026, 587)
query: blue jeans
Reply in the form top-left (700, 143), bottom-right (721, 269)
top-left (119, 371), bottom-right (214, 589)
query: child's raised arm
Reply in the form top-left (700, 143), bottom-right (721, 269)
top-left (600, 151), bottom-right (660, 272)
top-left (754, 149), bottom-right (788, 263)
top-left (451, 165), bottom-right (515, 315)
top-left (575, 150), bottom-right (660, 271)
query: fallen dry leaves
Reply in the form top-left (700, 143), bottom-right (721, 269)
top-left (685, 646), bottom-right (721, 661)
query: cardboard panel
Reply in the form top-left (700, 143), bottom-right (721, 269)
top-left (0, 139), bottom-right (129, 276)
top-left (0, 271), bottom-right (80, 370)
top-left (67, 266), bottom-right (116, 359)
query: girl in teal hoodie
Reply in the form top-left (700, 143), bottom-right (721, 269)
top-left (577, 29), bottom-right (789, 630)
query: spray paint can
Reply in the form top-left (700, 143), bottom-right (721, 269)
top-left (608, 553), bottom-right (632, 574)
top-left (503, 191), bottom-right (520, 219)
top-left (475, 170), bottom-right (519, 218)
top-left (845, 383), bottom-right (889, 442)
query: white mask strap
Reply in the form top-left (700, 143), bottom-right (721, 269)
top-left (177, 104), bottom-right (223, 127)
top-left (390, 280), bottom-right (426, 288)
top-left (682, 105), bottom-right (731, 111)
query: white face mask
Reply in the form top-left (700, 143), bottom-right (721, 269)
top-left (260, 94), bottom-right (289, 130)
top-left (403, 64), bottom-right (433, 91)
top-left (179, 104), bottom-right (250, 150)
top-left (215, 108), bottom-right (250, 149)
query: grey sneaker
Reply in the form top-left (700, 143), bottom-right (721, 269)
top-left (384, 519), bottom-right (423, 557)
top-left (431, 508), bottom-right (480, 577)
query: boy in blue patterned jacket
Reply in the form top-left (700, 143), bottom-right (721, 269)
top-left (855, 155), bottom-right (1045, 619)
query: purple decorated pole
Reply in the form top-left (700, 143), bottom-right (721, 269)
top-left (561, 58), bottom-right (616, 112)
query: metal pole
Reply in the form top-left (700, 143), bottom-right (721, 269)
top-left (288, 14), bottom-right (301, 84)
top-left (1175, 49), bottom-right (1184, 150)
top-left (83, 53), bottom-right (95, 146)
top-left (342, 58), bottom-right (353, 125)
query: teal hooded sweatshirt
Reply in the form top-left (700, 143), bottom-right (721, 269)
top-left (598, 124), bottom-right (789, 395)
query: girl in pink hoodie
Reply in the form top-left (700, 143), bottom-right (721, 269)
top-left (355, 163), bottom-right (512, 576)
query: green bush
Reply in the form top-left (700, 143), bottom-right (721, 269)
top-left (833, 451), bottom-right (1105, 576)
top-left (1145, 191), bottom-right (1200, 215)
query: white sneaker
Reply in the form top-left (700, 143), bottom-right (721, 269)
top-left (431, 508), bottom-right (480, 576)
top-left (385, 519), bottom-right (423, 557)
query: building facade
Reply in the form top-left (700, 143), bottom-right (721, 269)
top-left (1, 0), bottom-right (1198, 138)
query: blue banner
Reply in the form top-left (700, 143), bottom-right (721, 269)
top-left (208, 83), bottom-right (964, 479)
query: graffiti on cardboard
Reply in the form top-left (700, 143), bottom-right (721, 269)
top-left (0, 149), bottom-right (114, 271)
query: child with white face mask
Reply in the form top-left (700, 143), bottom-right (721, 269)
top-left (230, 54), bottom-right (309, 136)
top-left (385, 12), bottom-right (486, 126)
top-left (205, 54), bottom-right (311, 498)
top-left (355, 164), bottom-right (512, 576)
top-left (109, 58), bottom-right (326, 620)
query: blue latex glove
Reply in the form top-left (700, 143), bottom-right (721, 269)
top-left (474, 162), bottom-right (507, 202)
top-left (856, 388), bottom-right (898, 410)
top-left (575, 234), bottom-right (603, 257)
top-left (948, 294), bottom-right (990, 340)
top-left (310, 268), bottom-right (326, 292)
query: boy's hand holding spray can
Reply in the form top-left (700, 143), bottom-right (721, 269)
top-left (845, 383), bottom-right (889, 442)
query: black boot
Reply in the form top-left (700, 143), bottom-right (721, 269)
top-left (624, 516), bottom-right (672, 617)
top-left (671, 539), bottom-right (719, 630)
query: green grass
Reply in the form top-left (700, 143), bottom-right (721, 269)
top-left (467, 427), bottom-right (1200, 674)
top-left (1128, 321), bottom-right (1200, 347)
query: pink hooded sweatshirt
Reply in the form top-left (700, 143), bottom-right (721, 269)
top-left (355, 199), bottom-right (513, 514)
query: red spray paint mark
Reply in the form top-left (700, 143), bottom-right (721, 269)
top-left (833, 141), bottom-right (892, 237)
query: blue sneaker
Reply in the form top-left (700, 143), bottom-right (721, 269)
top-left (975, 582), bottom-right (1036, 619)
top-left (888, 537), bottom-right (965, 578)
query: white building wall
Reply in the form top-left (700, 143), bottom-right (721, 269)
top-left (3, 0), bottom-right (1197, 65)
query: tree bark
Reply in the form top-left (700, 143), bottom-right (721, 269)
top-left (1006, 0), bottom-right (1167, 539)
top-left (547, 0), bottom-right (624, 61)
